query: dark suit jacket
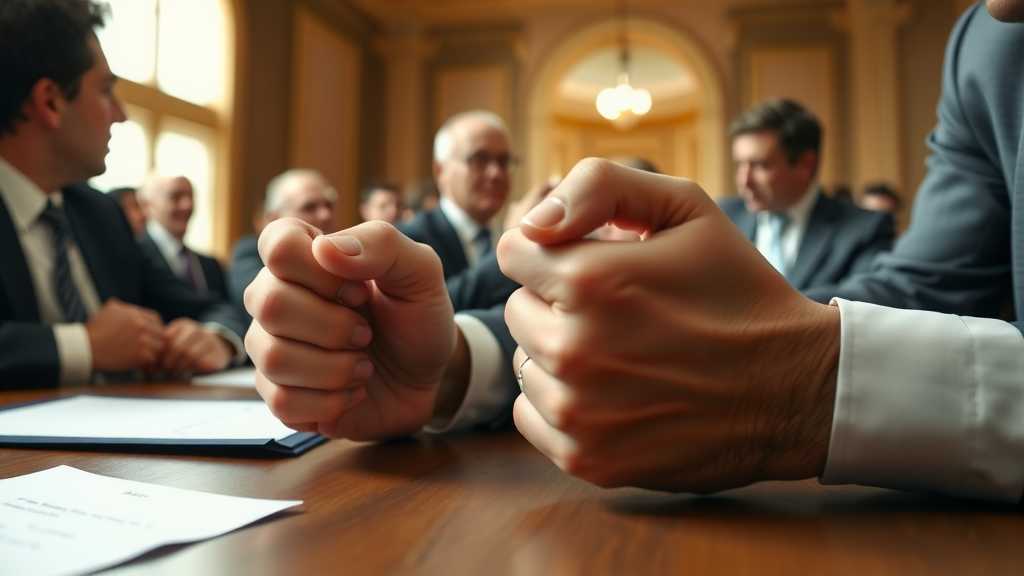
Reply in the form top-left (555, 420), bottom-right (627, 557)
top-left (721, 193), bottom-right (895, 291)
top-left (806, 5), bottom-right (1022, 335)
top-left (398, 207), bottom-right (518, 311)
top-left (138, 231), bottom-right (228, 301)
top-left (0, 184), bottom-right (246, 389)
top-left (227, 234), bottom-right (260, 323)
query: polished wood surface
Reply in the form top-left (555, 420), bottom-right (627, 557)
top-left (1, 383), bottom-right (1021, 575)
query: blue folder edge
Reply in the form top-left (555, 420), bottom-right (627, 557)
top-left (0, 395), bottom-right (327, 458)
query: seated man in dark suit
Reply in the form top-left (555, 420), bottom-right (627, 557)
top-left (721, 99), bottom-right (895, 290)
top-left (0, 0), bottom-right (245, 389)
top-left (398, 110), bottom-right (519, 310)
top-left (228, 168), bottom-right (339, 312)
top-left (138, 174), bottom-right (228, 300)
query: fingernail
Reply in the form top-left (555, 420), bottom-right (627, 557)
top-left (350, 325), bottom-right (372, 347)
top-left (328, 235), bottom-right (362, 256)
top-left (353, 359), bottom-right (374, 380)
top-left (522, 197), bottom-right (566, 228)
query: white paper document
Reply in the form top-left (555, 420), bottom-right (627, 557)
top-left (0, 465), bottom-right (301, 576)
top-left (0, 395), bottom-right (294, 440)
top-left (191, 367), bottom-right (257, 388)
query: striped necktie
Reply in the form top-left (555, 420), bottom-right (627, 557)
top-left (39, 200), bottom-right (89, 323)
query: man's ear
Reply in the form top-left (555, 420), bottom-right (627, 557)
top-left (797, 150), bottom-right (819, 180)
top-left (23, 79), bottom-right (67, 131)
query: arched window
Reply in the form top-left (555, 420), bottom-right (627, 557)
top-left (91, 0), bottom-right (233, 254)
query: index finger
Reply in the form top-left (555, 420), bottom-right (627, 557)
top-left (258, 217), bottom-right (355, 302)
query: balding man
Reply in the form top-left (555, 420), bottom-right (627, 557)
top-left (138, 175), bottom-right (228, 300)
top-left (228, 169), bottom-right (338, 311)
top-left (400, 111), bottom-right (512, 279)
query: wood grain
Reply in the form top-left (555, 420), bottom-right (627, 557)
top-left (1, 383), bottom-right (1020, 575)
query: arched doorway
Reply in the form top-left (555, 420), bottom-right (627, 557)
top-left (526, 18), bottom-right (726, 197)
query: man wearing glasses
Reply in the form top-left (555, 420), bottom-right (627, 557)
top-left (400, 110), bottom-right (513, 279)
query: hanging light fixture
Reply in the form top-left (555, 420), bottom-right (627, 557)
top-left (595, 0), bottom-right (652, 129)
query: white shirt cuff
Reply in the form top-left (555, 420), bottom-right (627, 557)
top-left (203, 322), bottom-right (247, 365)
top-left (425, 313), bottom-right (511, 433)
top-left (53, 324), bottom-right (92, 385)
top-left (822, 298), bottom-right (1024, 502)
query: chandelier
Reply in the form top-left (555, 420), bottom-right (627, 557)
top-left (595, 0), bottom-right (652, 129)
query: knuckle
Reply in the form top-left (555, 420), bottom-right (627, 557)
top-left (576, 157), bottom-right (615, 183)
top-left (263, 387), bottom-right (290, 417)
top-left (259, 339), bottom-right (289, 376)
top-left (542, 333), bottom-right (585, 381)
top-left (254, 287), bottom-right (285, 327)
top-left (555, 258), bottom-right (602, 306)
top-left (547, 392), bottom-right (579, 431)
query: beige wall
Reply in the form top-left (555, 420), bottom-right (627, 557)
top-left (290, 4), bottom-right (362, 228)
top-left (228, 0), bottom-right (963, 244)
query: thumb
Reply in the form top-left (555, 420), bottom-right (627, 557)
top-left (517, 157), bottom-right (712, 246)
top-left (311, 221), bottom-right (449, 303)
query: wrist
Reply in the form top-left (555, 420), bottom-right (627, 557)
top-left (762, 301), bottom-right (840, 481)
top-left (430, 326), bottom-right (471, 427)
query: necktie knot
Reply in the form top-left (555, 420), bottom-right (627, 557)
top-left (39, 200), bottom-right (70, 237)
top-left (473, 228), bottom-right (492, 256)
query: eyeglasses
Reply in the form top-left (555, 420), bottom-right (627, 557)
top-left (462, 151), bottom-right (519, 172)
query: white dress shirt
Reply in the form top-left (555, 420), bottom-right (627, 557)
top-left (146, 220), bottom-right (208, 292)
top-left (754, 186), bottom-right (819, 273)
top-left (0, 156), bottom-right (101, 384)
top-left (823, 299), bottom-right (1024, 502)
top-left (439, 197), bottom-right (492, 267)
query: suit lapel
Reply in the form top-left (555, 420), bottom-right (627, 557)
top-left (1013, 125), bottom-right (1024, 317)
top-left (734, 208), bottom-right (757, 241)
top-left (62, 188), bottom-right (113, 301)
top-left (788, 195), bottom-right (837, 290)
top-left (428, 208), bottom-right (469, 277)
top-left (140, 232), bottom-right (177, 281)
top-left (0, 190), bottom-right (42, 321)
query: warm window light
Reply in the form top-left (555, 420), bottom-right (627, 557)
top-left (596, 0), bottom-right (651, 129)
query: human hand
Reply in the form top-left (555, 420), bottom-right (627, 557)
top-left (158, 318), bottom-right (233, 374)
top-left (86, 299), bottom-right (165, 372)
top-left (244, 218), bottom-right (456, 440)
top-left (503, 178), bottom-right (558, 232)
top-left (497, 158), bottom-right (840, 493)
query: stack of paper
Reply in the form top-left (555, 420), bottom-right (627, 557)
top-left (0, 465), bottom-right (301, 576)
top-left (0, 395), bottom-right (324, 456)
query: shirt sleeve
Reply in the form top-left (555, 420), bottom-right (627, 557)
top-left (53, 324), bottom-right (93, 385)
top-left (203, 322), bottom-right (248, 365)
top-left (425, 313), bottom-right (512, 433)
top-left (822, 298), bottom-right (1024, 502)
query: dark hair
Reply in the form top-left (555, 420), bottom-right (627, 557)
top-left (360, 182), bottom-right (401, 204)
top-left (729, 99), bottom-right (821, 164)
top-left (863, 182), bottom-right (902, 209)
top-left (0, 0), bottom-right (107, 136)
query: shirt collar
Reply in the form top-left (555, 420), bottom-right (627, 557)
top-left (439, 196), bottom-right (485, 246)
top-left (146, 219), bottom-right (185, 261)
top-left (757, 183), bottom-right (820, 230)
top-left (0, 154), bottom-right (61, 233)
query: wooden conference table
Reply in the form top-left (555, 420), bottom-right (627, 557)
top-left (1, 383), bottom-right (1021, 575)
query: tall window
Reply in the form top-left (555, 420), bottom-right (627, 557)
top-left (91, 0), bottom-right (231, 253)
